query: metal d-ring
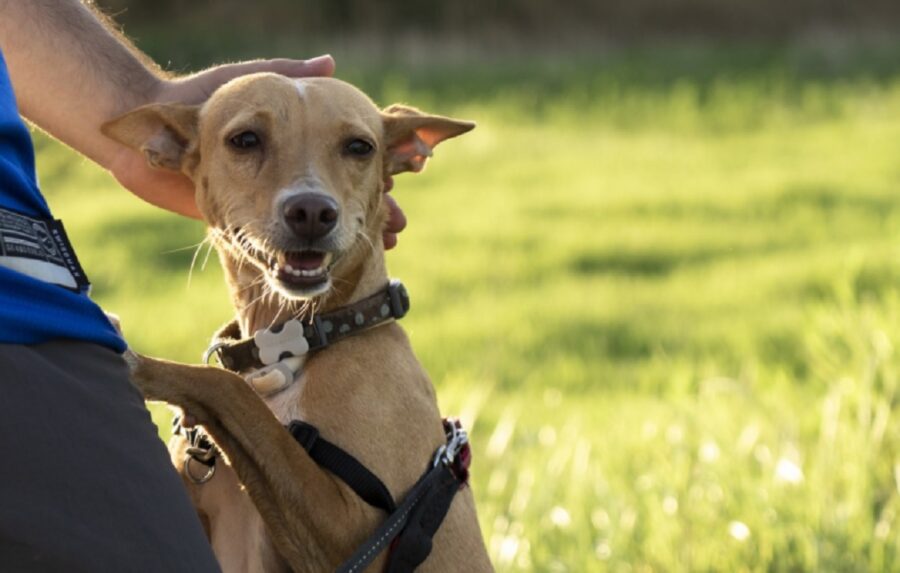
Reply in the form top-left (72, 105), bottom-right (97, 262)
top-left (184, 455), bottom-right (216, 484)
top-left (202, 341), bottom-right (228, 365)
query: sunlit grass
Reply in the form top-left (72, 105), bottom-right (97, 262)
top-left (35, 46), bottom-right (900, 570)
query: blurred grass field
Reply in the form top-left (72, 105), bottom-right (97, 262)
top-left (36, 43), bottom-right (900, 571)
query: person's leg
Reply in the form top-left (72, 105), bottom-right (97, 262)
top-left (0, 341), bottom-right (220, 572)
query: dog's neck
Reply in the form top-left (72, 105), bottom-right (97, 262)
top-left (218, 237), bottom-right (389, 338)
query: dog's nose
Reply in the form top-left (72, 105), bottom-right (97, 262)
top-left (283, 194), bottom-right (339, 241)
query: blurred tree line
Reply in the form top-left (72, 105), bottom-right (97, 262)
top-left (97, 0), bottom-right (900, 43)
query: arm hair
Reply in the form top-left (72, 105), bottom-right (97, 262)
top-left (0, 0), bottom-right (166, 168)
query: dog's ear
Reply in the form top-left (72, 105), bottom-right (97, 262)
top-left (381, 104), bottom-right (475, 175)
top-left (101, 104), bottom-right (199, 174)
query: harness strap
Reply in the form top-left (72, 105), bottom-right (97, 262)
top-left (380, 419), bottom-right (470, 573)
top-left (177, 413), bottom-right (471, 571)
top-left (286, 418), bottom-right (471, 573)
top-left (288, 421), bottom-right (397, 514)
top-left (336, 462), bottom-right (456, 573)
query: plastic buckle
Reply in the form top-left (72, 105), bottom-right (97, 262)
top-left (388, 280), bottom-right (410, 319)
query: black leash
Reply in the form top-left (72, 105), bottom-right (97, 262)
top-left (337, 460), bottom-right (458, 573)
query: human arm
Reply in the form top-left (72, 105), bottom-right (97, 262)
top-left (0, 0), bottom-right (335, 218)
top-left (0, 1), bottom-right (406, 245)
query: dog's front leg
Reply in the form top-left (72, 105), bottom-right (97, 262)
top-left (127, 352), bottom-right (382, 572)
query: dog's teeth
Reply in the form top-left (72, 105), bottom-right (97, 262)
top-left (291, 268), bottom-right (302, 277)
top-left (299, 269), bottom-right (325, 277)
top-left (322, 253), bottom-right (333, 267)
top-left (284, 264), bottom-right (294, 273)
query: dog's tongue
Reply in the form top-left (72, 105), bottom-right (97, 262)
top-left (286, 251), bottom-right (326, 271)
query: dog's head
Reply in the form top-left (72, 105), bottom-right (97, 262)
top-left (104, 74), bottom-right (473, 300)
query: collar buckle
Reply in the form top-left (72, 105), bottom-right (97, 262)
top-left (388, 279), bottom-right (410, 319)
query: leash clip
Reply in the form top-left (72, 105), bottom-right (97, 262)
top-left (434, 418), bottom-right (468, 468)
top-left (174, 415), bottom-right (218, 485)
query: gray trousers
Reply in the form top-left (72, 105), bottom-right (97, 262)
top-left (0, 341), bottom-right (220, 572)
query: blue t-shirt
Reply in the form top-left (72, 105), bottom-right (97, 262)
top-left (0, 49), bottom-right (125, 352)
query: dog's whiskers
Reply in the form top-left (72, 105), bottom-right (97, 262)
top-left (267, 293), bottom-right (289, 331)
top-left (355, 229), bottom-right (376, 256)
top-left (241, 284), bottom-right (274, 319)
top-left (237, 274), bottom-right (268, 293)
top-left (327, 277), bottom-right (351, 304)
top-left (187, 235), bottom-right (214, 287)
top-left (201, 238), bottom-right (217, 271)
top-left (216, 228), bottom-right (262, 274)
top-left (163, 238), bottom-right (209, 255)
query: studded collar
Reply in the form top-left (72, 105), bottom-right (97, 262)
top-left (205, 280), bottom-right (410, 374)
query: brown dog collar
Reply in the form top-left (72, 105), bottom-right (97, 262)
top-left (205, 280), bottom-right (410, 372)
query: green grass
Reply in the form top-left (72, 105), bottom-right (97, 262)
top-left (36, 43), bottom-right (900, 571)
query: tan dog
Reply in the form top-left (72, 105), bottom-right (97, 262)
top-left (104, 74), bottom-right (492, 572)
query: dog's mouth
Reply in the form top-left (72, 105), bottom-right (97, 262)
top-left (221, 227), bottom-right (339, 299)
top-left (270, 250), bottom-right (333, 290)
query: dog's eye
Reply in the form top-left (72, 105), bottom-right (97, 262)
top-left (344, 139), bottom-right (374, 157)
top-left (229, 131), bottom-right (261, 150)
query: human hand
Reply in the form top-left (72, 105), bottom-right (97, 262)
top-left (108, 54), bottom-right (407, 249)
top-left (108, 56), bottom-right (336, 218)
top-left (382, 176), bottom-right (407, 250)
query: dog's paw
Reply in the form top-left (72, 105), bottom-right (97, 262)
top-left (122, 348), bottom-right (141, 374)
top-left (105, 311), bottom-right (124, 335)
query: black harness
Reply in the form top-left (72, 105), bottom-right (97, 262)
top-left (178, 281), bottom-right (473, 572)
top-left (295, 418), bottom-right (471, 573)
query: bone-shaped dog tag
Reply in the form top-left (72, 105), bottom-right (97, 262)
top-left (254, 320), bottom-right (309, 365)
